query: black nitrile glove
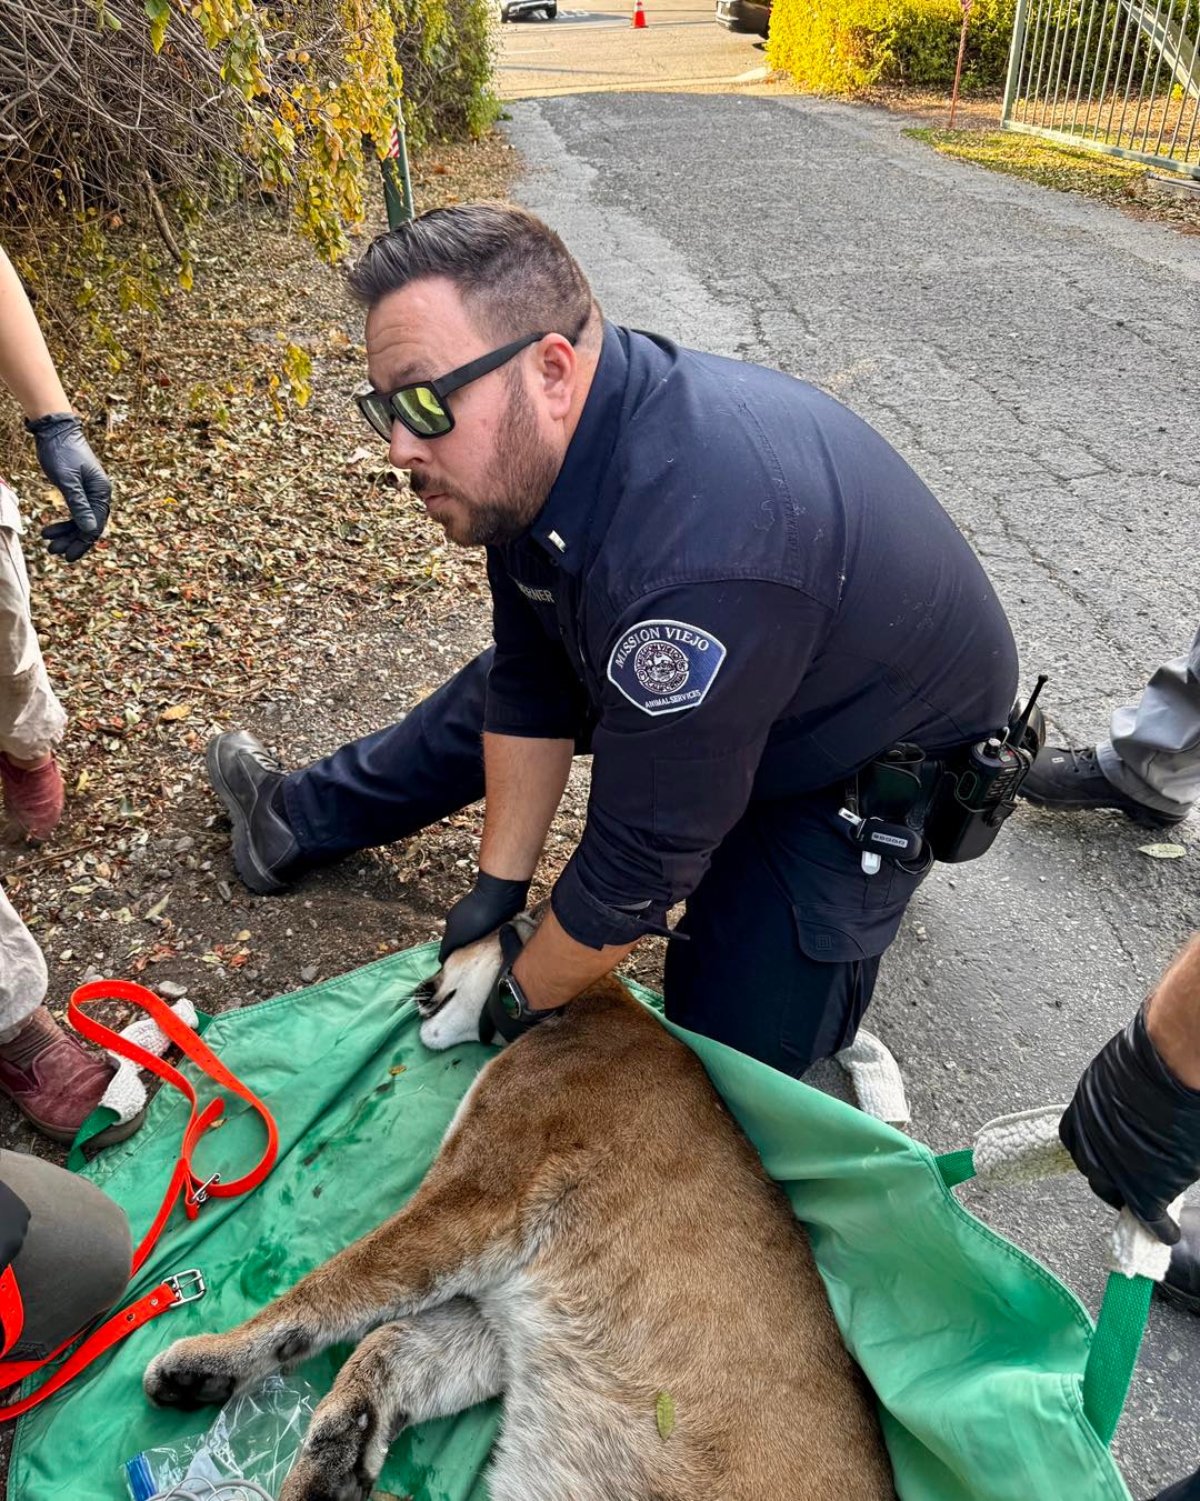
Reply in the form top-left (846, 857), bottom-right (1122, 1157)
top-left (439, 871), bottom-right (530, 963)
top-left (26, 413), bottom-right (112, 562)
top-left (1060, 1002), bottom-right (1200, 1245)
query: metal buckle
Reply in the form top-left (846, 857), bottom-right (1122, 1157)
top-left (167, 1268), bottom-right (207, 1305)
top-left (186, 1172), bottom-right (222, 1208)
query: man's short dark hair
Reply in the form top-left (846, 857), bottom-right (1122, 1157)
top-left (346, 202), bottom-right (597, 345)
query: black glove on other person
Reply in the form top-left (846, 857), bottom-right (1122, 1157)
top-left (1060, 1002), bottom-right (1200, 1245)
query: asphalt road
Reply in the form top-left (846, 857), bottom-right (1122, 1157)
top-left (496, 0), bottom-right (770, 98)
top-left (504, 89), bottom-right (1200, 1497)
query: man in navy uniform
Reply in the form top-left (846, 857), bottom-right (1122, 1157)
top-left (207, 203), bottom-right (1019, 1075)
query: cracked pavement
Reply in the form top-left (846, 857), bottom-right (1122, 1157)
top-left (506, 90), bottom-right (1200, 1496)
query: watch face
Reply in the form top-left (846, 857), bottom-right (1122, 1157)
top-left (499, 979), bottom-right (522, 1020)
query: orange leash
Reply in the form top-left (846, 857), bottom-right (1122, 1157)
top-left (0, 980), bottom-right (277, 1420)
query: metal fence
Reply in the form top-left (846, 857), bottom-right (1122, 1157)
top-left (1001, 0), bottom-right (1200, 181)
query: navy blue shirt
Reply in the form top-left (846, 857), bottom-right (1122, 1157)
top-left (485, 323), bottom-right (1018, 950)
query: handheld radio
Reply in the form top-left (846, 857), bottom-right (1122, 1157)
top-left (923, 675), bottom-right (1049, 863)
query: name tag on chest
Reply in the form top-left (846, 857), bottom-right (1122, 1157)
top-left (514, 578), bottom-right (556, 606)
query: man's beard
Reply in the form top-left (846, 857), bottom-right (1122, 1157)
top-left (410, 379), bottom-right (561, 547)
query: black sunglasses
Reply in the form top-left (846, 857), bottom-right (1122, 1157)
top-left (355, 331), bottom-right (548, 442)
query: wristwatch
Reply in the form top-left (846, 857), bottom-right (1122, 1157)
top-left (478, 924), bottom-right (565, 1044)
top-left (498, 964), bottom-right (535, 1023)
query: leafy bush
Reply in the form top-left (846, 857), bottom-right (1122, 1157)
top-left (766, 0), bottom-right (1017, 93)
top-left (0, 0), bottom-right (496, 381)
top-left (398, 0), bottom-right (499, 147)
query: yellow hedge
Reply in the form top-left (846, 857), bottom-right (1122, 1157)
top-left (766, 0), bottom-right (1017, 94)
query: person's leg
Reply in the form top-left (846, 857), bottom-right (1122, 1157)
top-left (1151, 1464), bottom-right (1200, 1501)
top-left (0, 881), bottom-right (46, 1043)
top-left (0, 884), bottom-right (139, 1145)
top-left (209, 649), bottom-right (597, 895)
top-left (1098, 622), bottom-right (1200, 818)
top-left (207, 651), bottom-right (495, 894)
top-left (1023, 624), bottom-right (1199, 828)
top-left (0, 1149), bottom-right (132, 1360)
top-left (0, 484), bottom-right (65, 840)
top-left (283, 649), bottom-right (497, 857)
top-left (663, 795), bottom-right (926, 1075)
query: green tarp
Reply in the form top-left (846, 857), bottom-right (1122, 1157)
top-left (10, 944), bottom-right (1133, 1500)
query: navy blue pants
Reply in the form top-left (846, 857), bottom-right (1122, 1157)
top-left (1154, 1468), bottom-right (1200, 1501)
top-left (283, 651), bottom-right (928, 1075)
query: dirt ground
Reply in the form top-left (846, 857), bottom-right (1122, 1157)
top-left (1, 127), bottom-right (674, 1176)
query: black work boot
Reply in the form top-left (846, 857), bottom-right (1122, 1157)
top-left (1156, 1203), bottom-right (1200, 1316)
top-left (1021, 745), bottom-right (1188, 829)
top-left (206, 731), bottom-right (309, 894)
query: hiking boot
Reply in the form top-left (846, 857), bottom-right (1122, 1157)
top-left (0, 752), bottom-right (65, 841)
top-left (1156, 1202), bottom-right (1200, 1317)
top-left (1021, 745), bottom-right (1188, 829)
top-left (0, 1007), bottom-right (144, 1147)
top-left (206, 730), bottom-right (308, 894)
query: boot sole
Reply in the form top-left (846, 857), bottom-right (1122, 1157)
top-left (1021, 791), bottom-right (1187, 829)
top-left (205, 736), bottom-right (289, 896)
top-left (13, 1104), bottom-right (148, 1148)
top-left (1155, 1278), bottom-right (1200, 1317)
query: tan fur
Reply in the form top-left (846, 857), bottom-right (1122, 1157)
top-left (145, 942), bottom-right (895, 1501)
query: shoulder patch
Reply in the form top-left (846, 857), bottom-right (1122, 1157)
top-left (607, 619), bottom-right (727, 717)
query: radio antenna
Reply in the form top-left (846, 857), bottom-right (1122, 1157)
top-left (1007, 674), bottom-right (1049, 749)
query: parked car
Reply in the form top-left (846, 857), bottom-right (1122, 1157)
top-left (499, 0), bottom-right (557, 17)
top-left (715, 0), bottom-right (770, 34)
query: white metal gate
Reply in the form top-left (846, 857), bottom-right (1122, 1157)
top-left (1002, 0), bottom-right (1200, 181)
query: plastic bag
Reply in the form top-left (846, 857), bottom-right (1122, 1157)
top-left (123, 1374), bottom-right (319, 1500)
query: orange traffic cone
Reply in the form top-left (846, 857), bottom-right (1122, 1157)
top-left (632, 0), bottom-right (648, 25)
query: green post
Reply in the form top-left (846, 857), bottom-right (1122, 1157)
top-left (1002, 0), bottom-right (1032, 123)
top-left (380, 104), bottom-right (415, 229)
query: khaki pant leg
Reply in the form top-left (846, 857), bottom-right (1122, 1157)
top-left (1097, 621), bottom-right (1200, 815)
top-left (0, 880), bottom-right (46, 1038)
top-left (0, 482), bottom-right (67, 764)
